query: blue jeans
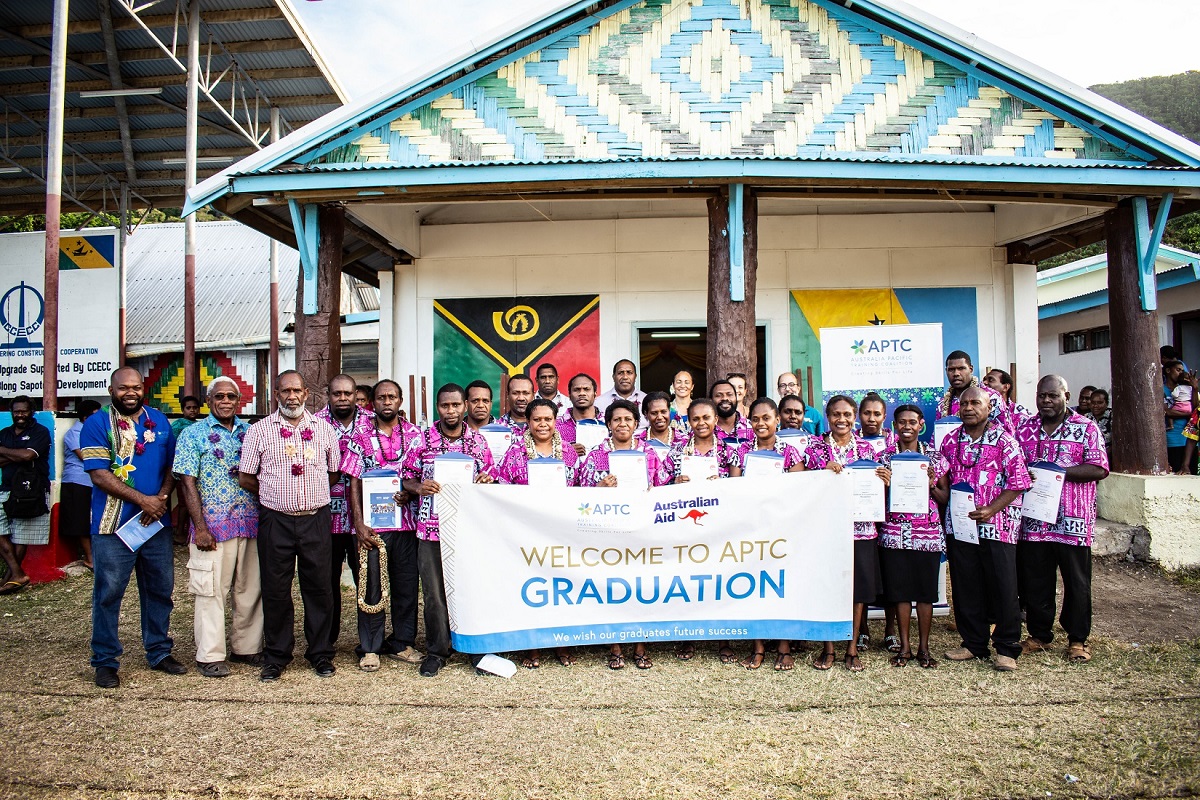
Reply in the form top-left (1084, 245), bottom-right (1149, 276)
top-left (90, 527), bottom-right (175, 670)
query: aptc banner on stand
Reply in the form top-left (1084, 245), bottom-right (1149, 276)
top-left (438, 472), bottom-right (853, 653)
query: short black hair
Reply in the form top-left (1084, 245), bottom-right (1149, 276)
top-left (536, 363), bottom-right (558, 377)
top-left (859, 392), bottom-right (887, 413)
top-left (825, 394), bottom-right (858, 415)
top-left (1161, 345), bottom-right (1179, 359)
top-left (604, 397), bottom-right (640, 426)
top-left (892, 403), bottom-right (924, 422)
top-left (945, 350), bottom-right (973, 367)
top-left (10, 394), bottom-right (33, 411)
top-left (507, 374), bottom-right (535, 391)
top-left (275, 369), bottom-right (305, 389)
top-left (710, 379), bottom-right (735, 397)
top-left (526, 397), bottom-right (558, 420)
top-left (180, 395), bottom-right (200, 407)
top-left (77, 398), bottom-right (101, 421)
top-left (641, 391), bottom-right (671, 416)
top-left (688, 397), bottom-right (716, 417)
top-left (1091, 388), bottom-right (1109, 402)
top-left (568, 373), bottom-right (597, 392)
top-left (356, 384), bottom-right (373, 398)
top-left (748, 396), bottom-right (777, 417)
top-left (779, 393), bottom-right (806, 412)
top-left (465, 379), bottom-right (493, 399)
top-left (612, 359), bottom-right (636, 375)
top-left (436, 383), bottom-right (465, 403)
top-left (373, 379), bottom-right (401, 397)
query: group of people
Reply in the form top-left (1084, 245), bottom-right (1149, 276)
top-left (38, 346), bottom-right (1110, 689)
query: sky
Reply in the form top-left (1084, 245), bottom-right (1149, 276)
top-left (291, 0), bottom-right (1200, 100)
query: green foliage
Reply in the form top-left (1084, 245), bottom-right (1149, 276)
top-left (0, 206), bottom-right (220, 233)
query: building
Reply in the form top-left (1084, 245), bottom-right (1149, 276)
top-left (1039, 246), bottom-right (1200, 395)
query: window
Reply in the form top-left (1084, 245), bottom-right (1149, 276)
top-left (1062, 326), bottom-right (1110, 354)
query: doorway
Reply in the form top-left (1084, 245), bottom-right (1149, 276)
top-left (637, 325), bottom-right (767, 398)
top-left (1173, 310), bottom-right (1200, 367)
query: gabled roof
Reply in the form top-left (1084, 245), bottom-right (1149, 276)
top-left (1037, 245), bottom-right (1200, 319)
top-left (186, 0), bottom-right (1200, 213)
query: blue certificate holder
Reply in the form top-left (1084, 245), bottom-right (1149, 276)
top-left (933, 416), bottom-right (961, 450)
top-left (777, 428), bottom-right (807, 441)
top-left (886, 451), bottom-right (931, 515)
top-left (115, 515), bottom-right (164, 552)
top-left (362, 468), bottom-right (402, 529)
top-left (643, 438), bottom-right (672, 454)
top-left (607, 449), bottom-right (649, 490)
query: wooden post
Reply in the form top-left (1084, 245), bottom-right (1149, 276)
top-left (408, 374), bottom-right (416, 422)
top-left (706, 186), bottom-right (759, 400)
top-left (1107, 198), bottom-right (1167, 474)
top-left (806, 366), bottom-right (814, 407)
top-left (293, 203), bottom-right (344, 410)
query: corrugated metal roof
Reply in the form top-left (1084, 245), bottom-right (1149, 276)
top-left (125, 219), bottom-right (378, 349)
top-left (1037, 245), bottom-right (1200, 306)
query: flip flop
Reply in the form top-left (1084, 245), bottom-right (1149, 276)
top-left (773, 651), bottom-right (794, 671)
top-left (608, 653), bottom-right (624, 670)
top-left (0, 577), bottom-right (29, 595)
top-left (812, 651), bottom-right (835, 671)
top-left (741, 651), bottom-right (766, 670)
top-left (556, 651), bottom-right (575, 667)
top-left (718, 647), bottom-right (737, 664)
top-left (844, 653), bottom-right (864, 672)
top-left (675, 644), bottom-right (695, 661)
top-left (884, 635), bottom-right (902, 653)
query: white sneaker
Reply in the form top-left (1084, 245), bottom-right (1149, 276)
top-left (358, 653), bottom-right (380, 672)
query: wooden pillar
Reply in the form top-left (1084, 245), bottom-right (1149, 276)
top-left (1107, 198), bottom-right (1167, 474)
top-left (294, 203), bottom-right (344, 410)
top-left (706, 186), bottom-right (758, 399)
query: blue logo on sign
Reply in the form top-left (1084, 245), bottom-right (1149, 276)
top-left (851, 337), bottom-right (912, 355)
top-left (0, 282), bottom-right (44, 349)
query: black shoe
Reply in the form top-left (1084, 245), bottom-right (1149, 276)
top-left (260, 663), bottom-right (282, 683)
top-left (229, 652), bottom-right (264, 667)
top-left (94, 666), bottom-right (119, 689)
top-left (419, 656), bottom-right (444, 677)
top-left (151, 655), bottom-right (188, 675)
top-left (313, 657), bottom-right (336, 678)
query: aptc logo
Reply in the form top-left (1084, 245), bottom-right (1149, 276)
top-left (578, 502), bottom-right (631, 517)
top-left (850, 339), bottom-right (865, 355)
top-left (0, 281), bottom-right (44, 350)
top-left (850, 337), bottom-right (913, 355)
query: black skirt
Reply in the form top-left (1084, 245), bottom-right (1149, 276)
top-left (58, 482), bottom-right (93, 538)
top-left (853, 538), bottom-right (882, 604)
top-left (879, 547), bottom-right (941, 604)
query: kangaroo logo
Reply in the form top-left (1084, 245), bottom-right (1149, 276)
top-left (681, 509), bottom-right (708, 526)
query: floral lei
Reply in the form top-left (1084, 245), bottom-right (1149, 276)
top-left (109, 407), bottom-right (156, 486)
top-left (683, 434), bottom-right (716, 457)
top-left (523, 429), bottom-right (563, 461)
top-left (280, 423), bottom-right (315, 476)
top-left (825, 433), bottom-right (858, 466)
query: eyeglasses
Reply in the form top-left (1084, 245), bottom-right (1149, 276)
top-left (211, 392), bottom-right (239, 400)
top-left (778, 381), bottom-right (799, 390)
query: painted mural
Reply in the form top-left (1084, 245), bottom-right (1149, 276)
top-left (433, 295), bottom-right (600, 416)
top-left (141, 351), bottom-right (257, 415)
top-left (322, 0), bottom-right (1142, 167)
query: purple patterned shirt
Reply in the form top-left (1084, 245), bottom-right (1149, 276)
top-left (1016, 412), bottom-right (1109, 547)
top-left (401, 424), bottom-right (494, 542)
top-left (855, 427), bottom-right (897, 458)
top-left (339, 417), bottom-right (423, 532)
top-left (941, 423), bottom-right (1032, 545)
top-left (495, 435), bottom-right (581, 487)
top-left (824, 434), bottom-right (882, 540)
top-left (576, 440), bottom-right (670, 488)
top-left (734, 438), bottom-right (804, 472)
top-left (316, 405), bottom-right (374, 535)
top-left (714, 413), bottom-right (755, 443)
top-left (635, 427), bottom-right (688, 450)
top-left (879, 442), bottom-right (949, 552)
top-left (554, 411), bottom-right (603, 445)
top-left (663, 435), bottom-right (740, 481)
top-left (937, 382), bottom-right (1016, 436)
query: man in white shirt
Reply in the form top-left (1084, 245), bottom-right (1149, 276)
top-left (594, 359), bottom-right (646, 429)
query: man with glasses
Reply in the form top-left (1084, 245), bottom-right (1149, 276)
top-left (777, 372), bottom-right (823, 434)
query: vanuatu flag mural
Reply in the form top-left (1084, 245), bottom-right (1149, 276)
top-left (433, 295), bottom-right (600, 416)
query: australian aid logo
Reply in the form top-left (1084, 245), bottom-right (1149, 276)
top-left (653, 495), bottom-right (720, 525)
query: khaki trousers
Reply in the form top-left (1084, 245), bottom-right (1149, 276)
top-left (187, 538), bottom-right (264, 663)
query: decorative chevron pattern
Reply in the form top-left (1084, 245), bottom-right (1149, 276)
top-left (319, 0), bottom-right (1143, 166)
top-left (438, 483), bottom-right (462, 633)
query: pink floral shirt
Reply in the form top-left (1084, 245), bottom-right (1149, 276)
top-left (635, 427), bottom-right (688, 450)
top-left (879, 442), bottom-right (949, 552)
top-left (575, 440), bottom-right (670, 488)
top-left (714, 413), bottom-right (755, 443)
top-left (401, 425), bottom-right (494, 542)
top-left (734, 438), bottom-right (804, 472)
top-left (940, 423), bottom-right (1032, 545)
top-left (495, 434), bottom-right (581, 487)
top-left (316, 406), bottom-right (374, 535)
top-left (824, 434), bottom-right (881, 540)
top-left (1016, 412), bottom-right (1109, 547)
top-left (937, 383), bottom-right (1017, 436)
top-left (663, 435), bottom-right (740, 481)
top-left (338, 417), bottom-right (423, 532)
top-left (855, 427), bottom-right (897, 458)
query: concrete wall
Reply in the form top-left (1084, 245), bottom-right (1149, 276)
top-left (1098, 473), bottom-right (1200, 569)
top-left (388, 210), bottom-right (1032, 399)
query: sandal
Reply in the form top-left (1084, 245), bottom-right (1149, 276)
top-left (719, 646), bottom-right (737, 664)
top-left (916, 650), bottom-right (938, 669)
top-left (856, 633), bottom-right (870, 650)
top-left (890, 651), bottom-right (912, 668)
top-left (773, 651), bottom-right (794, 671)
top-left (1067, 642), bottom-right (1091, 663)
top-left (633, 653), bottom-right (652, 670)
top-left (607, 653), bottom-right (624, 670)
top-left (675, 644), bottom-right (695, 661)
top-left (812, 651), bottom-right (835, 671)
top-left (741, 651), bottom-right (766, 670)
top-left (0, 577), bottom-right (30, 595)
top-left (844, 653), bottom-right (864, 672)
top-left (884, 635), bottom-right (902, 653)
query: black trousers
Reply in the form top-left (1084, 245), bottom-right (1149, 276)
top-left (257, 507), bottom-right (334, 667)
top-left (946, 536), bottom-right (1022, 659)
top-left (417, 539), bottom-right (451, 660)
top-left (356, 529), bottom-right (420, 657)
top-left (1019, 540), bottom-right (1092, 645)
top-left (330, 533), bottom-right (359, 648)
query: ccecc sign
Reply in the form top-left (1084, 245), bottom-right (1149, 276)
top-left (0, 230), bottom-right (119, 397)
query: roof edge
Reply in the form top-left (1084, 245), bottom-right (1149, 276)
top-left (273, 0), bottom-right (351, 104)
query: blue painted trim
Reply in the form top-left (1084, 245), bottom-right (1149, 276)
top-left (288, 199), bottom-right (319, 315)
top-left (233, 159), bottom-right (1200, 195)
top-left (1038, 260), bottom-right (1200, 319)
top-left (1132, 196), bottom-right (1155, 311)
top-left (299, 0), bottom-right (646, 166)
top-left (1145, 193), bottom-right (1174, 276)
top-left (728, 183), bottom-right (744, 302)
top-left (342, 311), bottom-right (380, 324)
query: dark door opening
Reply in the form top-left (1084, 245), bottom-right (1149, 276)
top-left (638, 325), bottom-right (767, 398)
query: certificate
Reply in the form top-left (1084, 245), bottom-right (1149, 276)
top-left (934, 416), bottom-right (961, 451)
top-left (949, 482), bottom-right (979, 544)
top-left (888, 452), bottom-right (931, 515)
top-left (1022, 461), bottom-right (1066, 524)
top-left (362, 469), bottom-right (402, 529)
top-left (607, 450), bottom-right (649, 491)
top-left (116, 515), bottom-right (164, 552)
top-left (527, 457), bottom-right (567, 488)
top-left (742, 450), bottom-right (785, 478)
top-left (680, 454), bottom-right (719, 482)
top-left (848, 459), bottom-right (885, 522)
top-left (862, 436), bottom-right (887, 457)
top-left (575, 420), bottom-right (607, 451)
top-left (479, 424), bottom-right (513, 464)
top-left (644, 438), bottom-right (672, 454)
top-left (777, 429), bottom-right (807, 443)
top-left (433, 452), bottom-right (475, 515)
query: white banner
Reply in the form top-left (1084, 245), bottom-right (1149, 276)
top-left (0, 230), bottom-right (120, 397)
top-left (438, 472), bottom-right (854, 653)
top-left (820, 323), bottom-right (943, 391)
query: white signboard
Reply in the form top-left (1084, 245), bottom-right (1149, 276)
top-left (819, 323), bottom-right (944, 391)
top-left (0, 230), bottom-right (119, 397)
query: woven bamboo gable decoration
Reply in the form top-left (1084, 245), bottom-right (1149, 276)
top-left (319, 0), bottom-right (1143, 168)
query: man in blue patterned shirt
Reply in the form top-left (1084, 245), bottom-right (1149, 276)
top-left (173, 376), bottom-right (262, 678)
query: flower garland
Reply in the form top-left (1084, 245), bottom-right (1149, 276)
top-left (110, 410), bottom-right (156, 485)
top-left (523, 429), bottom-right (563, 461)
top-left (825, 433), bottom-right (858, 466)
top-left (280, 425), bottom-right (315, 475)
top-left (357, 536), bottom-right (390, 614)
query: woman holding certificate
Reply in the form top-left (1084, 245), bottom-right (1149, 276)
top-left (576, 399), bottom-right (669, 670)
top-left (735, 397), bottom-right (805, 671)
top-left (669, 399), bottom-right (741, 483)
top-left (636, 392), bottom-right (688, 450)
top-left (878, 405), bottom-right (949, 669)
top-left (815, 395), bottom-right (890, 672)
top-left (856, 393), bottom-right (896, 457)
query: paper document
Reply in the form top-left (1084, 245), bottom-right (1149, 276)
top-left (680, 454), bottom-right (719, 482)
top-left (433, 453), bottom-right (475, 515)
top-left (862, 436), bottom-right (887, 457)
top-left (742, 450), bottom-right (785, 478)
top-left (607, 450), bottom-right (649, 491)
top-left (933, 416), bottom-right (961, 451)
top-left (475, 653), bottom-right (517, 678)
top-left (362, 469), bottom-right (402, 529)
top-left (575, 420), bottom-right (607, 451)
top-left (949, 483), bottom-right (979, 544)
top-left (116, 515), bottom-right (164, 553)
top-left (1022, 461), bottom-right (1066, 524)
top-left (888, 453), bottom-right (931, 515)
top-left (479, 424), bottom-right (513, 464)
top-left (527, 457), bottom-right (567, 488)
top-left (848, 459), bottom-right (885, 522)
